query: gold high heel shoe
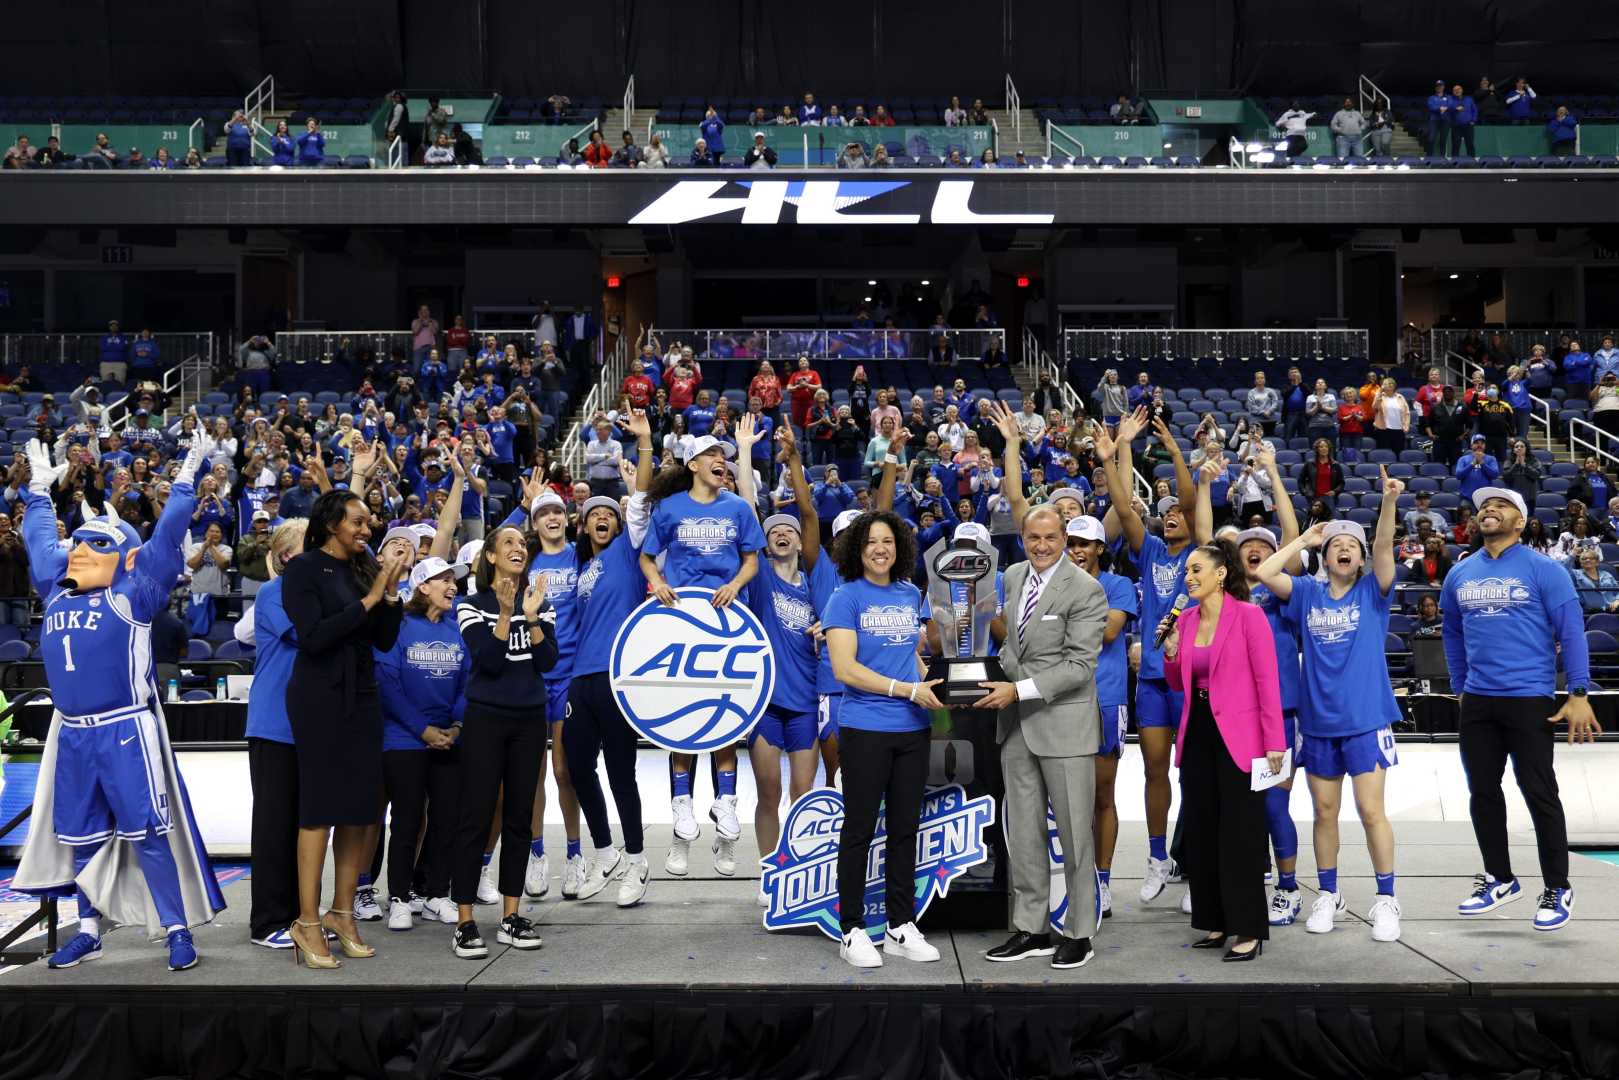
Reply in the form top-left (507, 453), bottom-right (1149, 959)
top-left (322, 909), bottom-right (377, 958)
top-left (291, 919), bottom-right (341, 970)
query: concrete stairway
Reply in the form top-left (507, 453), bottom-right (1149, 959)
top-left (994, 108), bottom-right (1045, 160)
top-left (605, 108), bottom-right (659, 147)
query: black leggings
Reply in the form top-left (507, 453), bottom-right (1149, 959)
top-left (564, 671), bottom-right (645, 855)
top-left (451, 703), bottom-right (545, 904)
top-left (383, 745), bottom-right (462, 900)
top-left (1460, 694), bottom-right (1569, 889)
top-left (247, 737), bottom-right (299, 940)
top-left (837, 726), bottom-right (929, 934)
top-left (1179, 691), bottom-right (1268, 940)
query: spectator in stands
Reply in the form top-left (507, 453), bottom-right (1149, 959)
top-left (1449, 85), bottom-right (1478, 158)
top-left (129, 329), bottom-right (162, 382)
top-left (799, 93), bottom-right (822, 126)
top-left (423, 133), bottom-right (456, 167)
top-left (825, 105), bottom-right (846, 127)
top-left (185, 520), bottom-right (233, 624)
top-left (410, 305), bottom-right (440, 370)
top-left (700, 106), bottom-right (727, 164)
top-left (1426, 82), bottom-right (1452, 156)
top-left (689, 138), bottom-right (715, 167)
top-left (1367, 106), bottom-right (1394, 157)
top-left (944, 96), bottom-right (967, 126)
top-left (1590, 371), bottom-right (1619, 449)
top-left (1546, 106), bottom-right (1579, 155)
top-left (1245, 371), bottom-right (1280, 435)
top-left (744, 132), bottom-right (778, 169)
top-left (863, 415), bottom-right (905, 480)
top-left (1594, 336), bottom-right (1619, 381)
top-left (1093, 370), bottom-right (1128, 428)
top-left (237, 509), bottom-right (275, 597)
top-left (451, 124), bottom-right (481, 166)
top-left (1110, 95), bottom-right (1142, 125)
top-left (1455, 436), bottom-right (1499, 501)
top-left (269, 120), bottom-right (295, 166)
top-left (1567, 457), bottom-right (1613, 511)
top-left (423, 98), bottom-right (449, 151)
top-left (1504, 78), bottom-right (1536, 123)
top-left (1404, 490), bottom-right (1448, 536)
top-left (1303, 379), bottom-right (1338, 447)
top-left (580, 129), bottom-right (611, 169)
top-left (1371, 378), bottom-right (1410, 454)
top-left (849, 106), bottom-right (870, 127)
top-left (1410, 534), bottom-right (1453, 587)
top-left (1336, 385), bottom-right (1365, 454)
top-left (125, 147), bottom-right (147, 168)
top-left (3, 134), bottom-right (36, 168)
top-left (1563, 338), bottom-right (1594, 395)
top-left (1571, 547), bottom-right (1619, 613)
top-left (83, 132), bottom-right (119, 169)
top-left (225, 110), bottom-right (252, 167)
top-left (385, 92), bottom-right (409, 153)
top-left (1474, 76), bottom-right (1502, 122)
top-left (1474, 384), bottom-right (1515, 461)
top-left (927, 335), bottom-right (957, 371)
top-left (181, 147), bottom-right (203, 169)
top-left (237, 334), bottom-right (277, 399)
top-left (1499, 365), bottom-right (1532, 440)
top-left (1552, 514), bottom-right (1599, 565)
top-left (872, 105), bottom-right (897, 127)
top-left (610, 130), bottom-right (643, 168)
top-left (1498, 440), bottom-right (1542, 508)
top-left (583, 416), bottom-right (624, 497)
top-left (1275, 102), bottom-right (1314, 158)
top-left (31, 135), bottom-right (68, 168)
top-left (785, 356), bottom-right (821, 429)
top-left (968, 99), bottom-right (990, 125)
top-left (978, 148), bottom-right (999, 168)
top-left (1298, 439), bottom-right (1345, 500)
top-left (1276, 367), bottom-right (1306, 441)
top-left (836, 141), bottom-right (869, 169)
top-left (639, 132), bottom-right (670, 169)
top-left (1330, 98), bottom-right (1366, 159)
top-left (558, 138), bottom-right (584, 166)
top-left (745, 361), bottom-right (782, 426)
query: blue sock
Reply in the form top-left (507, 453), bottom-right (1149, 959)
top-left (1264, 786), bottom-right (1298, 862)
top-left (480, 851), bottom-right (493, 867)
top-left (1375, 871), bottom-right (1395, 897)
top-left (530, 838), bottom-right (544, 858)
top-left (566, 838), bottom-right (581, 859)
top-left (717, 770), bottom-right (737, 798)
top-left (357, 872), bottom-right (372, 888)
top-left (1148, 835), bottom-right (1168, 862)
top-left (1278, 870), bottom-right (1297, 892)
top-left (1319, 868), bottom-right (1338, 894)
top-left (672, 771), bottom-right (693, 798)
top-left (1097, 869), bottom-right (1111, 885)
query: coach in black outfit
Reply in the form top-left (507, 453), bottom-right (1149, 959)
top-left (282, 490), bottom-right (407, 967)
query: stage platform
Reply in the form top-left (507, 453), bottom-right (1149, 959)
top-left (2, 822), bottom-right (1617, 1079)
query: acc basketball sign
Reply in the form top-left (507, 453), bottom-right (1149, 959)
top-left (760, 785), bottom-right (995, 941)
top-left (609, 587), bottom-right (775, 753)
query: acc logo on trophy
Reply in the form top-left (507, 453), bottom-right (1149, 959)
top-left (609, 587), bottom-right (775, 753)
top-left (760, 784), bottom-right (995, 942)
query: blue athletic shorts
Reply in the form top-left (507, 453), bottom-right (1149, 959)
top-left (749, 705), bottom-right (818, 753)
top-left (545, 677), bottom-right (572, 725)
top-left (817, 694), bottom-right (841, 741)
top-left (54, 710), bottom-right (174, 845)
top-left (1283, 709), bottom-right (1301, 764)
top-left (1098, 703), bottom-right (1128, 757)
top-left (1135, 677), bottom-right (1183, 730)
top-left (1300, 726), bottom-right (1396, 778)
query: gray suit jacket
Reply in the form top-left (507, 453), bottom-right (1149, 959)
top-left (995, 558), bottom-right (1109, 757)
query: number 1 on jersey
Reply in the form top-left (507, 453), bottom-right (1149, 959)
top-left (62, 634), bottom-right (75, 671)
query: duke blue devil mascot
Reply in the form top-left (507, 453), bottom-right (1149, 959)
top-left (13, 433), bottom-right (225, 971)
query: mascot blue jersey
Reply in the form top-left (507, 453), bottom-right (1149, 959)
top-left (23, 480), bottom-right (195, 718)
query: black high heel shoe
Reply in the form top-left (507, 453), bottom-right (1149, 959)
top-left (1191, 933), bottom-right (1229, 950)
top-left (1222, 939), bottom-right (1262, 962)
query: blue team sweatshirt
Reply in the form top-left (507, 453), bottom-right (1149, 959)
top-left (376, 612), bottom-right (470, 750)
top-left (1427, 93), bottom-right (1452, 119)
top-left (1441, 542), bottom-right (1589, 696)
top-left (226, 121), bottom-right (252, 149)
top-left (246, 577), bottom-right (296, 744)
top-left (1546, 113), bottom-right (1579, 147)
top-left (271, 134), bottom-right (295, 165)
top-left (296, 129), bottom-right (325, 164)
top-left (699, 115), bottom-right (726, 155)
top-left (1451, 96), bottom-right (1478, 126)
top-left (99, 333), bottom-right (128, 365)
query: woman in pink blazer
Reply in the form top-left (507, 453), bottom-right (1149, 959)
top-left (1159, 538), bottom-right (1287, 961)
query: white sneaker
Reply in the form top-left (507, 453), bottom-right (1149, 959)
top-left (576, 849), bottom-right (625, 901)
top-left (354, 886), bottom-right (383, 921)
top-left (840, 928), bottom-right (883, 968)
top-left (710, 795), bottom-right (741, 841)
top-left (1166, 859), bottom-right (1184, 884)
top-left (1179, 890), bottom-right (1192, 915)
top-left (387, 897), bottom-right (413, 931)
top-left (758, 883), bottom-right (770, 908)
top-left (476, 863), bottom-right (500, 905)
top-left (1139, 857), bottom-right (1173, 902)
top-left (561, 854), bottom-right (587, 899)
top-left (1098, 881), bottom-right (1113, 919)
top-left (884, 921), bottom-right (941, 962)
top-left (1269, 889), bottom-right (1302, 926)
top-left (671, 795), bottom-right (700, 842)
top-left (1306, 891), bottom-right (1346, 934)
top-left (664, 839), bottom-right (690, 877)
top-left (524, 851), bottom-right (551, 898)
top-left (616, 859), bottom-right (649, 907)
top-left (1369, 895), bottom-right (1402, 942)
top-left (422, 896), bottom-right (459, 924)
top-left (712, 837), bottom-right (737, 876)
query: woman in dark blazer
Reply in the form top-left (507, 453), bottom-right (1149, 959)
top-left (282, 491), bottom-right (408, 969)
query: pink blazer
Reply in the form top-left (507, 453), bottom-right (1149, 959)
top-left (1162, 598), bottom-right (1286, 772)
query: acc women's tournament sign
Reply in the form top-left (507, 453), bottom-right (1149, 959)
top-left (609, 587), bottom-right (775, 753)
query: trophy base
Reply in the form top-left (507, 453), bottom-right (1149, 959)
top-left (926, 656), bottom-right (1010, 708)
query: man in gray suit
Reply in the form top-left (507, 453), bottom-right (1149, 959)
top-left (975, 505), bottom-right (1109, 969)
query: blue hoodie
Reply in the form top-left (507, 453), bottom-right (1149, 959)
top-left (1454, 450), bottom-right (1499, 499)
top-left (1505, 86), bottom-right (1536, 121)
top-left (247, 577), bottom-right (296, 744)
top-left (1451, 95), bottom-right (1477, 126)
top-left (1546, 112), bottom-right (1579, 147)
top-left (296, 129), bottom-right (325, 164)
top-left (1563, 349), bottom-right (1593, 384)
top-left (226, 120), bottom-right (252, 149)
top-left (99, 332), bottom-right (128, 365)
top-left (1427, 92), bottom-right (1452, 120)
top-left (270, 133), bottom-right (295, 165)
top-left (376, 612), bottom-right (470, 750)
top-left (699, 114), bottom-right (726, 155)
top-left (811, 480), bottom-right (855, 520)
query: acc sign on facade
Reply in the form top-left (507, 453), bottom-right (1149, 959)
top-left (628, 179), bottom-right (1056, 226)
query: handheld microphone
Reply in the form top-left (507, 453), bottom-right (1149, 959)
top-left (1153, 593), bottom-right (1189, 649)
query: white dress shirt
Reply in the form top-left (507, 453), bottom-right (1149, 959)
top-left (1013, 560), bottom-right (1062, 701)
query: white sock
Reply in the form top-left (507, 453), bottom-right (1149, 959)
top-left (164, 924), bottom-right (184, 936)
top-left (595, 845), bottom-right (618, 862)
top-left (79, 917), bottom-right (101, 939)
top-left (627, 852), bottom-right (648, 866)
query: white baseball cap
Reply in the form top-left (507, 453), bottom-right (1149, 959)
top-left (580, 495), bottom-right (623, 520)
top-left (1472, 486), bottom-right (1528, 522)
top-left (1048, 486), bottom-right (1086, 507)
top-left (379, 526), bottom-right (416, 552)
top-left (1065, 516), bottom-right (1106, 543)
top-left (682, 434), bottom-right (735, 462)
top-left (1321, 519), bottom-right (1368, 554)
top-left (455, 539), bottom-right (483, 567)
top-left (763, 513), bottom-right (801, 535)
top-left (530, 490), bottom-right (566, 517)
top-left (1234, 526), bottom-right (1279, 551)
top-left (251, 509), bottom-right (271, 523)
top-left (832, 509), bottom-right (862, 536)
top-left (409, 522), bottom-right (437, 542)
top-left (408, 556), bottom-right (469, 591)
top-left (953, 521), bottom-right (992, 546)
top-left (1157, 496), bottom-right (1182, 517)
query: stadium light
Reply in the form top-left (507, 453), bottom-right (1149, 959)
top-left (1245, 143), bottom-right (1263, 154)
top-left (863, 296), bottom-right (873, 303)
top-left (867, 279), bottom-right (877, 285)
top-left (1448, 273), bottom-right (1460, 280)
top-left (1254, 152), bottom-right (1276, 164)
top-left (920, 280), bottom-right (930, 286)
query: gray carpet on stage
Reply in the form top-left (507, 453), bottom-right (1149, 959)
top-left (4, 822), bottom-right (1615, 993)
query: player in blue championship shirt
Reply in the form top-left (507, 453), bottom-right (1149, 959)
top-left (641, 432), bottom-right (767, 878)
top-left (733, 416), bottom-right (841, 904)
top-left (14, 432), bottom-right (225, 972)
top-left (1255, 466), bottom-right (1405, 945)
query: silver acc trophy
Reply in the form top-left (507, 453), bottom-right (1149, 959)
top-left (923, 533), bottom-right (1007, 707)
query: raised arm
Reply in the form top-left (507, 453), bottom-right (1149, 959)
top-left (983, 400), bottom-right (1028, 531)
top-left (1193, 453), bottom-right (1221, 544)
top-left (1156, 415), bottom-right (1195, 518)
top-left (1372, 466), bottom-right (1401, 594)
top-left (1253, 521), bottom-right (1327, 602)
top-left (18, 442), bottom-right (68, 597)
top-left (778, 425), bottom-right (820, 565)
top-left (1103, 407), bottom-right (1148, 553)
top-left (732, 411), bottom-right (763, 507)
top-left (874, 426), bottom-right (909, 513)
top-left (428, 456), bottom-right (466, 561)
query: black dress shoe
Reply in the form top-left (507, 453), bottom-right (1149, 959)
top-left (1223, 939), bottom-right (1263, 962)
top-left (1051, 937), bottom-right (1093, 970)
top-left (985, 931), bottom-right (1054, 962)
top-left (1190, 933), bottom-right (1229, 949)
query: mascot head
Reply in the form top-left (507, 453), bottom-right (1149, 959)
top-left (63, 515), bottom-right (143, 591)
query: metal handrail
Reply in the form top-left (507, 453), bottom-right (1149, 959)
top-left (244, 74), bottom-right (275, 130)
top-left (557, 117), bottom-right (600, 163)
top-left (1430, 328), bottom-right (1617, 365)
top-left (1004, 73), bottom-right (1021, 143)
top-left (187, 118), bottom-right (204, 152)
top-left (387, 135), bottom-right (404, 170)
top-left (622, 74), bottom-right (635, 130)
top-left (1440, 348), bottom-right (1556, 452)
top-left (650, 326), bottom-right (1010, 361)
top-left (1568, 414), bottom-right (1619, 469)
top-left (1046, 120), bottom-right (1084, 161)
top-left (1064, 327), bottom-right (1370, 362)
top-left (1358, 74), bottom-right (1390, 120)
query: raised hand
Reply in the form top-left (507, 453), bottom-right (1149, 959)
top-left (623, 407), bottom-right (651, 442)
top-left (1254, 441), bottom-right (1277, 472)
top-left (1116, 405), bottom-right (1150, 444)
top-left (1299, 521), bottom-right (1329, 549)
top-left (734, 411), bottom-right (759, 452)
top-left (447, 452), bottom-right (467, 480)
top-left (492, 574), bottom-right (519, 613)
top-left (521, 576), bottom-right (546, 620)
top-left (1198, 454), bottom-right (1227, 483)
top-left (1379, 464), bottom-right (1405, 498)
top-left (1091, 428), bottom-right (1117, 462)
top-left (889, 425), bottom-right (911, 454)
top-left (776, 422), bottom-right (798, 459)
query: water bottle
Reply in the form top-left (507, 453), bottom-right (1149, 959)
top-left (215, 676), bottom-right (227, 701)
top-left (167, 678), bottom-right (179, 704)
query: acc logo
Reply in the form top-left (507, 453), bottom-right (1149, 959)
top-left (1045, 803), bottom-right (1103, 936)
top-left (760, 784), bottom-right (996, 942)
top-left (628, 180), bottom-right (1055, 226)
top-left (933, 545), bottom-right (993, 583)
top-left (609, 587), bottom-right (774, 753)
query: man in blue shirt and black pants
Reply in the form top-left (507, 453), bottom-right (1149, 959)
top-left (1441, 486), bottom-right (1601, 932)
